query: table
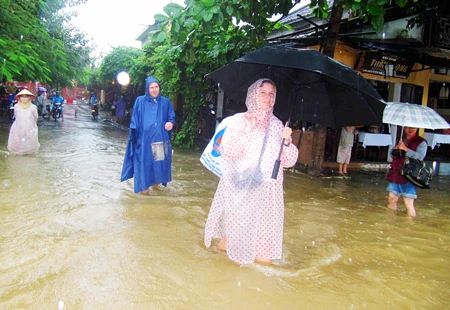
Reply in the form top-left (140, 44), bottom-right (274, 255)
top-left (353, 132), bottom-right (393, 161)
top-left (424, 132), bottom-right (450, 149)
top-left (358, 132), bottom-right (393, 148)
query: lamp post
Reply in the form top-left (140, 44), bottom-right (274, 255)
top-left (117, 71), bottom-right (130, 86)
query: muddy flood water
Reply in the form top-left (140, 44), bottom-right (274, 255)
top-left (1, 104), bottom-right (449, 309)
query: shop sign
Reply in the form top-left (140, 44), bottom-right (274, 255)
top-left (360, 53), bottom-right (414, 79)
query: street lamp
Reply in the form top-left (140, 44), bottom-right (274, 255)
top-left (117, 71), bottom-right (130, 86)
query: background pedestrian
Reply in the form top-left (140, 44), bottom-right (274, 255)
top-left (386, 126), bottom-right (427, 217)
top-left (121, 76), bottom-right (176, 194)
top-left (7, 89), bottom-right (40, 155)
top-left (337, 126), bottom-right (358, 175)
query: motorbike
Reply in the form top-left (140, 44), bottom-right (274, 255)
top-left (52, 102), bottom-right (64, 121)
top-left (36, 101), bottom-right (50, 120)
top-left (91, 104), bottom-right (99, 120)
top-left (45, 104), bottom-right (51, 120)
top-left (9, 99), bottom-right (17, 120)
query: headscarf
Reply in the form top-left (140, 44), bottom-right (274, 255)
top-left (244, 78), bottom-right (276, 129)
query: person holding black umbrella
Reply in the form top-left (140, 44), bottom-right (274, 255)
top-left (204, 78), bottom-right (298, 265)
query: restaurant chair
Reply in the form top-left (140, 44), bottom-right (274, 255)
top-left (378, 146), bottom-right (389, 161)
top-left (353, 141), bottom-right (366, 160)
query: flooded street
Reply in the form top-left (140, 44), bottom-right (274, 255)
top-left (1, 104), bottom-right (450, 309)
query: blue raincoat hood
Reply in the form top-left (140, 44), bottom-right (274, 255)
top-left (145, 76), bottom-right (161, 100)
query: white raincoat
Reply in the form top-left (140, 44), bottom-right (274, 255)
top-left (7, 102), bottom-right (40, 155)
top-left (204, 79), bottom-right (298, 264)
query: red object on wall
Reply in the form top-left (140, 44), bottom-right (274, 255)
top-left (7, 80), bottom-right (88, 103)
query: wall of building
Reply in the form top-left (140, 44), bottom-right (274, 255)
top-left (322, 41), bottom-right (450, 123)
top-left (303, 41), bottom-right (450, 162)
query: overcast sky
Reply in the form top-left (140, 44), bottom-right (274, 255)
top-left (69, 1), bottom-right (303, 59)
top-left (69, 0), bottom-right (185, 58)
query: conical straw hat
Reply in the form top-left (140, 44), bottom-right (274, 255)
top-left (15, 89), bottom-right (36, 98)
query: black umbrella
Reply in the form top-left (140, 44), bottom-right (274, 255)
top-left (205, 45), bottom-right (385, 128)
top-left (205, 45), bottom-right (386, 178)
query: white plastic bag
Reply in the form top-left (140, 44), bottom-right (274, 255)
top-left (200, 117), bottom-right (232, 177)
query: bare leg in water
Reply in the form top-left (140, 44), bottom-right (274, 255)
top-left (217, 238), bottom-right (227, 251)
top-left (218, 238), bottom-right (272, 265)
top-left (403, 197), bottom-right (416, 217)
top-left (388, 192), bottom-right (416, 217)
top-left (140, 184), bottom-right (160, 195)
top-left (387, 192), bottom-right (399, 212)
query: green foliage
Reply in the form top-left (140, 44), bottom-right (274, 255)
top-left (0, 0), bottom-right (92, 87)
top-left (66, 0), bottom-right (89, 6)
top-left (88, 46), bottom-right (146, 98)
top-left (146, 0), bottom-right (295, 148)
top-left (406, 0), bottom-right (447, 29)
top-left (135, 0), bottom-right (430, 148)
top-left (336, 0), bottom-right (418, 32)
top-left (79, 67), bottom-right (91, 86)
top-left (311, 0), bottom-right (330, 18)
top-left (99, 47), bottom-right (143, 84)
top-left (88, 67), bottom-right (103, 91)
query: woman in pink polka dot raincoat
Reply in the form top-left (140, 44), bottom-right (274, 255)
top-left (204, 78), bottom-right (299, 265)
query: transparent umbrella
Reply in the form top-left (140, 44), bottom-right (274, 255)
top-left (383, 102), bottom-right (450, 156)
top-left (383, 102), bottom-right (450, 130)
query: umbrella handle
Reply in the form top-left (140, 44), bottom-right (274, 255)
top-left (271, 121), bottom-right (290, 180)
top-left (271, 141), bottom-right (285, 179)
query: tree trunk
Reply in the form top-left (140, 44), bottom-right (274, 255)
top-left (307, 2), bottom-right (343, 175)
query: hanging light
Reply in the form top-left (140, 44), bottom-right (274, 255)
top-left (439, 83), bottom-right (449, 100)
top-left (384, 64), bottom-right (394, 78)
top-left (117, 71), bottom-right (130, 86)
top-left (438, 67), bottom-right (448, 75)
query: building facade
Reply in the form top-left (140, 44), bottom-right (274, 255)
top-left (268, 1), bottom-right (450, 165)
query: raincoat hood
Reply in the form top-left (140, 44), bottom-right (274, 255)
top-left (245, 78), bottom-right (276, 119)
top-left (145, 76), bottom-right (161, 100)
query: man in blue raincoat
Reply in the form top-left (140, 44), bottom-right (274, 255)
top-left (121, 76), bottom-right (176, 194)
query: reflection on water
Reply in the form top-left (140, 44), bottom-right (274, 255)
top-left (0, 110), bottom-right (449, 309)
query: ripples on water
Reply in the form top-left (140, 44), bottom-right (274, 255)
top-left (1, 112), bottom-right (449, 309)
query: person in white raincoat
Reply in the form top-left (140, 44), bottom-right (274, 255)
top-left (204, 78), bottom-right (299, 265)
top-left (7, 89), bottom-right (40, 155)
